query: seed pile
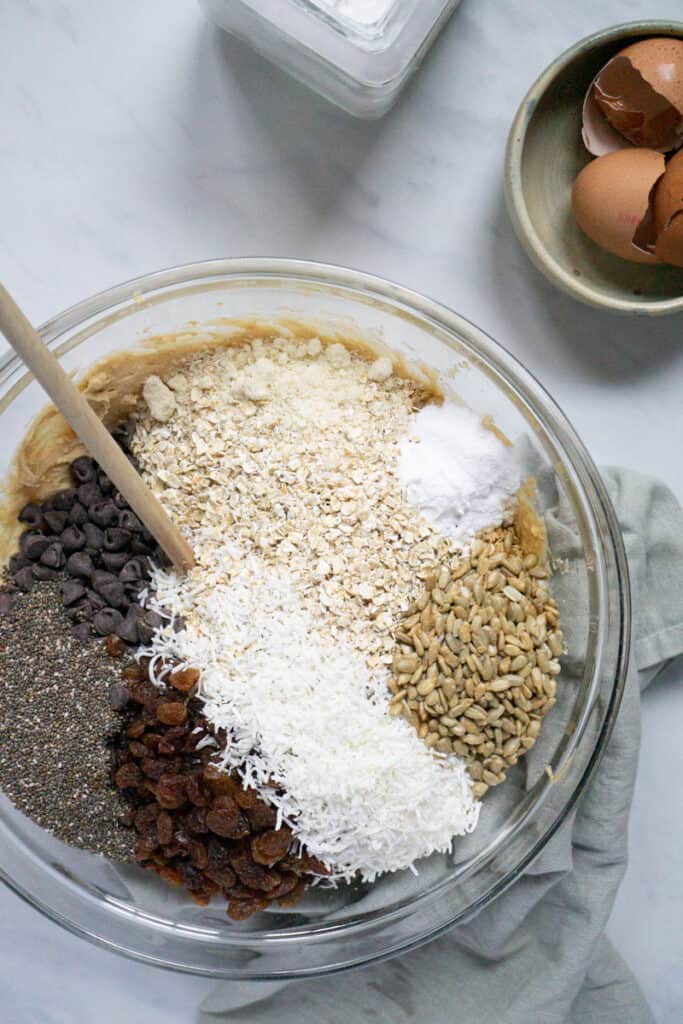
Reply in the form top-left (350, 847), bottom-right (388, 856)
top-left (389, 521), bottom-right (562, 798)
top-left (0, 583), bottom-right (135, 860)
top-left (112, 661), bottom-right (324, 920)
top-left (132, 338), bottom-right (454, 667)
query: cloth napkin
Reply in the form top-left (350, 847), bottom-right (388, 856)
top-left (195, 468), bottom-right (683, 1024)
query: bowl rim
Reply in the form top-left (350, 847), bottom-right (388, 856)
top-left (504, 19), bottom-right (683, 316)
top-left (0, 258), bottom-right (631, 976)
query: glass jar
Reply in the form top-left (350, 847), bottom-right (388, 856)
top-left (199, 0), bottom-right (463, 117)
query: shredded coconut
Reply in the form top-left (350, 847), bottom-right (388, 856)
top-left (399, 403), bottom-right (519, 548)
top-left (141, 555), bottom-right (480, 883)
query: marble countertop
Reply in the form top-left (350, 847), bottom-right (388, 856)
top-left (1, 1), bottom-right (682, 1021)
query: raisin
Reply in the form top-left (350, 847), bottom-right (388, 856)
top-left (206, 797), bottom-right (250, 840)
top-left (157, 811), bottom-right (174, 846)
top-left (230, 849), bottom-right (281, 892)
top-left (141, 758), bottom-right (168, 781)
top-left (202, 765), bottom-right (239, 796)
top-left (227, 898), bottom-right (269, 921)
top-left (278, 879), bottom-right (307, 909)
top-left (268, 872), bottom-right (301, 900)
top-left (135, 835), bottom-right (159, 862)
top-left (250, 828), bottom-right (292, 867)
top-left (114, 763), bottom-right (143, 788)
top-left (182, 807), bottom-right (209, 835)
top-left (157, 701), bottom-right (188, 726)
top-left (168, 666), bottom-right (200, 693)
top-left (189, 839), bottom-right (209, 870)
top-left (106, 634), bottom-right (125, 658)
top-left (233, 787), bottom-right (260, 810)
top-left (126, 717), bottom-right (146, 739)
top-left (128, 741), bottom-right (148, 758)
top-left (123, 664), bottom-right (146, 683)
top-left (134, 805), bottom-right (159, 832)
top-left (158, 866), bottom-right (183, 887)
top-left (205, 865), bottom-right (237, 889)
top-left (156, 774), bottom-right (187, 810)
top-left (245, 803), bottom-right (278, 832)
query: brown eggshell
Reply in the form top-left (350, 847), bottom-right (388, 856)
top-left (652, 147), bottom-right (683, 267)
top-left (572, 149), bottom-right (665, 263)
top-left (582, 38), bottom-right (683, 155)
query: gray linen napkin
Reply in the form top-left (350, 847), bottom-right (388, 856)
top-left (196, 468), bottom-right (683, 1023)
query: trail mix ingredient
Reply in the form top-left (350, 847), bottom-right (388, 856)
top-left (398, 403), bottom-right (519, 546)
top-left (131, 339), bottom-right (463, 666)
top-left (1, 434), bottom-right (164, 645)
top-left (0, 583), bottom-right (135, 860)
top-left (389, 522), bottom-right (562, 798)
top-left (141, 555), bottom-right (480, 882)
top-left (111, 661), bottom-right (324, 919)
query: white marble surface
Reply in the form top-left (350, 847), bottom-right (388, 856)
top-left (1, 1), bottom-right (682, 1021)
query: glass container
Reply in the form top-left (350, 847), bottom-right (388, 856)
top-left (0, 258), bottom-right (629, 978)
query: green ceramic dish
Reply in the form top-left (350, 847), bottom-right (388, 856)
top-left (505, 20), bottom-right (683, 316)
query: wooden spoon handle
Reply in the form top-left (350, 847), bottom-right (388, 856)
top-left (0, 284), bottom-right (195, 573)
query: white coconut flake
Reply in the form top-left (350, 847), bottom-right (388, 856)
top-left (140, 553), bottom-right (480, 883)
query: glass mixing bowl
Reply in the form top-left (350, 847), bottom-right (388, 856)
top-left (0, 259), bottom-right (629, 978)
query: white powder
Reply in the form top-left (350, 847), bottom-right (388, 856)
top-left (142, 555), bottom-right (480, 883)
top-left (313, 0), bottom-right (397, 27)
top-left (399, 403), bottom-right (519, 548)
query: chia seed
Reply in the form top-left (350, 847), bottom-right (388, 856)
top-left (0, 582), bottom-right (136, 861)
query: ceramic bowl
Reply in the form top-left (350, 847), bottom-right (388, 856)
top-left (505, 21), bottom-right (683, 315)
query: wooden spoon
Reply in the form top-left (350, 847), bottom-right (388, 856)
top-left (0, 283), bottom-right (195, 572)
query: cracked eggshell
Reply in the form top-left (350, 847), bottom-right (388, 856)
top-left (582, 38), bottom-right (683, 156)
top-left (572, 148), bottom-right (665, 263)
top-left (652, 148), bottom-right (683, 267)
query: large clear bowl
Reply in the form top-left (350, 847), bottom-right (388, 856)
top-left (0, 259), bottom-right (629, 978)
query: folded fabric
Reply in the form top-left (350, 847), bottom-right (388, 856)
top-left (196, 468), bottom-right (683, 1024)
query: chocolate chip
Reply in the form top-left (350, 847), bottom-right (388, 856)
top-left (99, 579), bottom-right (127, 608)
top-left (8, 552), bottom-right (29, 573)
top-left (18, 503), bottom-right (44, 528)
top-left (40, 542), bottom-right (65, 569)
top-left (71, 622), bottom-right (92, 643)
top-left (112, 418), bottom-right (136, 449)
top-left (0, 592), bottom-right (17, 616)
top-left (85, 589), bottom-right (108, 612)
top-left (70, 456), bottom-right (97, 485)
top-left (91, 569), bottom-right (117, 593)
top-left (43, 509), bottom-right (68, 534)
top-left (103, 527), bottom-right (132, 552)
top-left (97, 472), bottom-right (114, 495)
top-left (51, 488), bottom-right (77, 511)
top-left (116, 613), bottom-right (140, 644)
top-left (21, 533), bottom-right (52, 561)
top-left (93, 608), bottom-right (124, 635)
top-left (67, 597), bottom-right (94, 622)
top-left (66, 501), bottom-right (88, 526)
top-left (32, 565), bottom-right (60, 581)
top-left (137, 610), bottom-right (164, 644)
top-left (113, 491), bottom-right (130, 510)
top-left (61, 580), bottom-right (86, 606)
top-left (100, 551), bottom-right (130, 572)
top-left (82, 523), bottom-right (104, 550)
top-left (65, 551), bottom-right (94, 578)
top-left (14, 566), bottom-right (34, 592)
top-left (90, 501), bottom-right (117, 528)
top-left (61, 526), bottom-right (86, 553)
top-left (120, 558), bottom-right (145, 583)
top-left (118, 509), bottom-right (143, 532)
top-left (77, 482), bottom-right (102, 508)
top-left (130, 537), bottom-right (153, 556)
top-left (109, 683), bottom-right (131, 710)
